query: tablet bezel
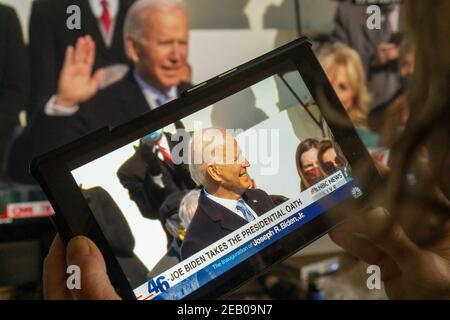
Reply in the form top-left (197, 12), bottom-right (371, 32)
top-left (31, 37), bottom-right (380, 300)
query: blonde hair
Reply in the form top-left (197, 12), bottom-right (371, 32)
top-left (319, 43), bottom-right (370, 128)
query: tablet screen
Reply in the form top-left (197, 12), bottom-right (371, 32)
top-left (70, 67), bottom-right (363, 300)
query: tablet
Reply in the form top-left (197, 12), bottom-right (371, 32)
top-left (31, 37), bottom-right (380, 300)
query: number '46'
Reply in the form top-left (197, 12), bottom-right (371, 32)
top-left (148, 276), bottom-right (170, 294)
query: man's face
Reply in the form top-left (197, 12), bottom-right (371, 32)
top-left (133, 8), bottom-right (189, 91)
top-left (214, 138), bottom-right (252, 196)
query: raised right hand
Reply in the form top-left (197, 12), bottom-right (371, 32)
top-left (55, 36), bottom-right (104, 108)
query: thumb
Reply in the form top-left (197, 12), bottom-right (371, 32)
top-left (351, 207), bottom-right (421, 269)
top-left (90, 69), bottom-right (104, 89)
top-left (66, 236), bottom-right (121, 300)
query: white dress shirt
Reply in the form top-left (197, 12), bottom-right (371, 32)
top-left (132, 70), bottom-right (178, 109)
top-left (388, 5), bottom-right (400, 33)
top-left (88, 0), bottom-right (119, 47)
top-left (153, 134), bottom-right (171, 162)
top-left (203, 189), bottom-right (258, 222)
top-left (381, 5), bottom-right (400, 33)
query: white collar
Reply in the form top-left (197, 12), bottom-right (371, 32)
top-left (388, 5), bottom-right (400, 32)
top-left (133, 70), bottom-right (177, 109)
top-left (88, 0), bottom-right (119, 19)
top-left (153, 134), bottom-right (171, 161)
top-left (203, 189), bottom-right (257, 221)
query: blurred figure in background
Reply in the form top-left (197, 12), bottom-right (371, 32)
top-left (332, 0), bottom-right (405, 112)
top-left (149, 189), bottom-right (200, 278)
top-left (380, 95), bottom-right (410, 144)
top-left (27, 0), bottom-right (135, 119)
top-left (178, 189), bottom-right (201, 234)
top-left (0, 4), bottom-right (29, 178)
top-left (368, 39), bottom-right (414, 142)
top-left (373, 93), bottom-right (410, 165)
top-left (318, 43), bottom-right (379, 149)
top-left (82, 186), bottom-right (148, 288)
top-left (295, 138), bottom-right (322, 191)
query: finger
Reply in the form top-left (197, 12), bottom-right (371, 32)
top-left (80, 36), bottom-right (91, 64)
top-left (330, 221), bottom-right (402, 281)
top-left (66, 236), bottom-right (121, 300)
top-left (351, 207), bottom-right (421, 268)
top-left (376, 253), bottom-right (401, 282)
top-left (89, 69), bottom-right (104, 92)
top-left (74, 37), bottom-right (86, 64)
top-left (62, 46), bottom-right (74, 70)
top-left (329, 222), bottom-right (384, 265)
top-left (85, 36), bottom-right (96, 70)
top-left (383, 276), bottom-right (407, 299)
top-left (43, 235), bottom-right (73, 300)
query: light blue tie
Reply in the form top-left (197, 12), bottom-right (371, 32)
top-left (155, 96), bottom-right (166, 108)
top-left (236, 199), bottom-right (255, 222)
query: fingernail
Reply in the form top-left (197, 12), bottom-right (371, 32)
top-left (67, 236), bottom-right (91, 262)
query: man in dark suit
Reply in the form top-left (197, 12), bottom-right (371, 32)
top-left (331, 0), bottom-right (404, 111)
top-left (7, 0), bottom-right (191, 184)
top-left (82, 186), bottom-right (148, 288)
top-left (28, 0), bottom-right (135, 119)
top-left (181, 130), bottom-right (276, 259)
top-left (0, 4), bottom-right (29, 177)
top-left (117, 130), bottom-right (196, 222)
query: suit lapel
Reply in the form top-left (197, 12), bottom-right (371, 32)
top-left (242, 190), bottom-right (266, 217)
top-left (110, 0), bottom-right (129, 54)
top-left (200, 193), bottom-right (248, 232)
top-left (117, 70), bottom-right (152, 119)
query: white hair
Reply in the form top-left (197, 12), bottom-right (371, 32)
top-left (178, 189), bottom-right (201, 227)
top-left (123, 0), bottom-right (187, 45)
top-left (188, 128), bottom-right (231, 187)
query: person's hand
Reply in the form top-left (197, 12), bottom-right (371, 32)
top-left (329, 206), bottom-right (450, 299)
top-left (44, 235), bottom-right (121, 300)
top-left (376, 42), bottom-right (400, 66)
top-left (54, 36), bottom-right (104, 108)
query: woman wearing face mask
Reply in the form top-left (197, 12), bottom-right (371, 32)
top-left (317, 140), bottom-right (351, 180)
top-left (295, 138), bottom-right (323, 191)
